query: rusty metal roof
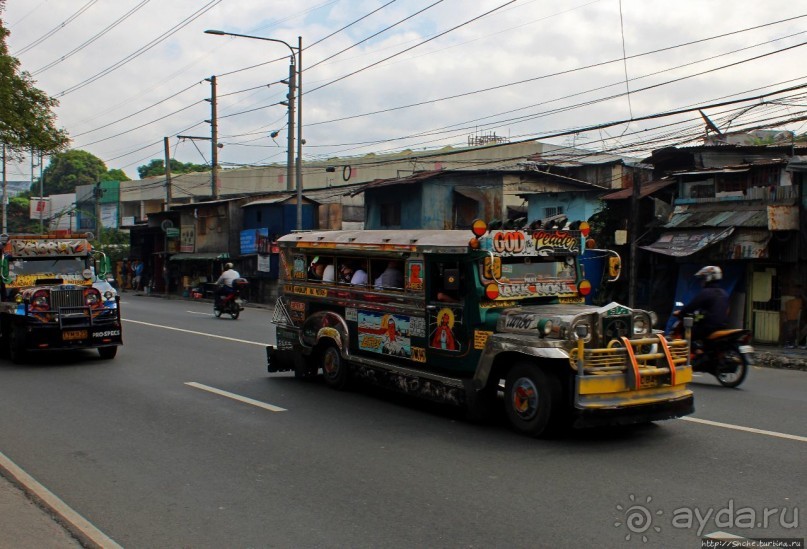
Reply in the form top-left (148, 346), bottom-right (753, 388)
top-left (663, 205), bottom-right (768, 229)
top-left (600, 178), bottom-right (676, 200)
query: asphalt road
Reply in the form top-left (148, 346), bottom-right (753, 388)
top-left (0, 294), bottom-right (804, 548)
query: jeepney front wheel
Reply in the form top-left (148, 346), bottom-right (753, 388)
top-left (504, 363), bottom-right (562, 437)
top-left (98, 346), bottom-right (118, 360)
top-left (320, 344), bottom-right (350, 390)
top-left (7, 325), bottom-right (27, 364)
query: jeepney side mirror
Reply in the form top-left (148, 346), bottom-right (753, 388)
top-left (95, 252), bottom-right (112, 279)
top-left (0, 255), bottom-right (11, 284)
top-left (606, 252), bottom-right (622, 282)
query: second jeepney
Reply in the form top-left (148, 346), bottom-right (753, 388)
top-left (0, 232), bottom-right (123, 362)
top-left (266, 220), bottom-right (693, 436)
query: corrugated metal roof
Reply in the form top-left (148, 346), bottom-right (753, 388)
top-left (600, 178), bottom-right (676, 200)
top-left (641, 227), bottom-right (735, 257)
top-left (663, 205), bottom-right (768, 229)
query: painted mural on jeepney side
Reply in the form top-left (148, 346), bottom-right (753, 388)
top-left (358, 311), bottom-right (411, 358)
top-left (406, 260), bottom-right (424, 291)
top-left (429, 307), bottom-right (463, 352)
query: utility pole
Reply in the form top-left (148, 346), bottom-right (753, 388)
top-left (628, 167), bottom-right (639, 308)
top-left (295, 35), bottom-right (303, 231)
top-left (282, 61), bottom-right (296, 192)
top-left (94, 181), bottom-right (103, 234)
top-left (39, 151), bottom-right (45, 231)
top-left (163, 137), bottom-right (172, 210)
top-left (205, 75), bottom-right (219, 199)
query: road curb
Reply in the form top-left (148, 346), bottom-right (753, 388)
top-left (0, 450), bottom-right (122, 549)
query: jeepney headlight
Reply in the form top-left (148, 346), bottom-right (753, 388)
top-left (633, 314), bottom-right (651, 335)
top-left (571, 322), bottom-right (591, 342)
top-left (103, 290), bottom-right (114, 300)
top-left (32, 290), bottom-right (49, 309)
top-left (84, 288), bottom-right (101, 306)
top-left (537, 319), bottom-right (553, 336)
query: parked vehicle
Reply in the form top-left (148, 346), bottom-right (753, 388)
top-left (669, 309), bottom-right (752, 388)
top-left (213, 278), bottom-right (248, 320)
top-left (0, 232), bottom-right (122, 362)
top-left (266, 220), bottom-right (694, 437)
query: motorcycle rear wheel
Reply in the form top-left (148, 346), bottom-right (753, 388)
top-left (213, 308), bottom-right (222, 318)
top-left (716, 348), bottom-right (749, 388)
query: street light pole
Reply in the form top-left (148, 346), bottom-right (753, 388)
top-left (205, 29), bottom-right (304, 231)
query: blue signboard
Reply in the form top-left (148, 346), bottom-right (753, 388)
top-left (240, 228), bottom-right (268, 255)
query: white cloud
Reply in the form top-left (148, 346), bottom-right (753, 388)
top-left (3, 0), bottom-right (805, 179)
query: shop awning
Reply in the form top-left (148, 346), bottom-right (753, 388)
top-left (169, 252), bottom-right (229, 261)
top-left (640, 227), bottom-right (734, 257)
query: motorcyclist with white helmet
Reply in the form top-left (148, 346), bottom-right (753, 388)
top-left (214, 262), bottom-right (240, 307)
top-left (674, 266), bottom-right (730, 341)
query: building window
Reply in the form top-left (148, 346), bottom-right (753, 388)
top-left (544, 206), bottom-right (564, 218)
top-left (380, 203), bottom-right (401, 227)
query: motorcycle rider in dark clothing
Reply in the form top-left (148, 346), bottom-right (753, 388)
top-left (673, 266), bottom-right (729, 341)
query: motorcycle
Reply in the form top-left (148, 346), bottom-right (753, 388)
top-left (213, 278), bottom-right (248, 320)
top-left (668, 304), bottom-right (753, 388)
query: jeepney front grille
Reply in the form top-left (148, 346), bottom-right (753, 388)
top-left (51, 288), bottom-right (85, 310)
top-left (601, 314), bottom-right (633, 343)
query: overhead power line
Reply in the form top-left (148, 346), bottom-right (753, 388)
top-left (13, 0), bottom-right (97, 55)
top-left (31, 0), bottom-right (152, 76)
top-left (55, 0), bottom-right (222, 97)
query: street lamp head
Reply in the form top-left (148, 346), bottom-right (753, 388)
top-left (204, 29), bottom-right (226, 36)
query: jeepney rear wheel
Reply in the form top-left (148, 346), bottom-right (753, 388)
top-left (98, 346), bottom-right (118, 360)
top-left (320, 344), bottom-right (350, 390)
top-left (504, 363), bottom-right (562, 437)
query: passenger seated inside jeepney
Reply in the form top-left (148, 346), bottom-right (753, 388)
top-left (339, 260), bottom-right (368, 286)
top-left (373, 260), bottom-right (404, 290)
top-left (308, 256), bottom-right (330, 281)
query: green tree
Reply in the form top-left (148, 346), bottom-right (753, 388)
top-left (137, 158), bottom-right (208, 178)
top-left (7, 195), bottom-right (40, 233)
top-left (105, 168), bottom-right (131, 181)
top-left (0, 2), bottom-right (69, 156)
top-left (92, 228), bottom-right (130, 262)
top-left (38, 149), bottom-right (108, 195)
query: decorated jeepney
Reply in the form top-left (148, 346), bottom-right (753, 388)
top-left (0, 233), bottom-right (122, 362)
top-left (266, 220), bottom-right (693, 436)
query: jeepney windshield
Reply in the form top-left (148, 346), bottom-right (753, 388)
top-left (479, 255), bottom-right (576, 284)
top-left (8, 257), bottom-right (87, 278)
top-left (477, 254), bottom-right (579, 300)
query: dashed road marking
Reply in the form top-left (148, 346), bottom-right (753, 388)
top-left (185, 382), bottom-right (287, 412)
top-left (682, 417), bottom-right (807, 442)
top-left (123, 319), bottom-right (265, 346)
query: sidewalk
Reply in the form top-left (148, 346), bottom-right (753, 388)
top-left (0, 473), bottom-right (82, 548)
top-left (1, 335), bottom-right (803, 548)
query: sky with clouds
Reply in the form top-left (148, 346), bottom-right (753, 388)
top-left (3, 0), bottom-right (806, 181)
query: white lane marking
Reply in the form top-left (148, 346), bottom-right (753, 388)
top-left (185, 382), bottom-right (287, 412)
top-left (682, 417), bottom-right (807, 443)
top-left (0, 450), bottom-right (122, 549)
top-left (123, 319), bottom-right (265, 346)
top-left (187, 311), bottom-right (213, 316)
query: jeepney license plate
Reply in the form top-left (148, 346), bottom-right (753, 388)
top-left (640, 376), bottom-right (661, 389)
top-left (63, 330), bottom-right (88, 341)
